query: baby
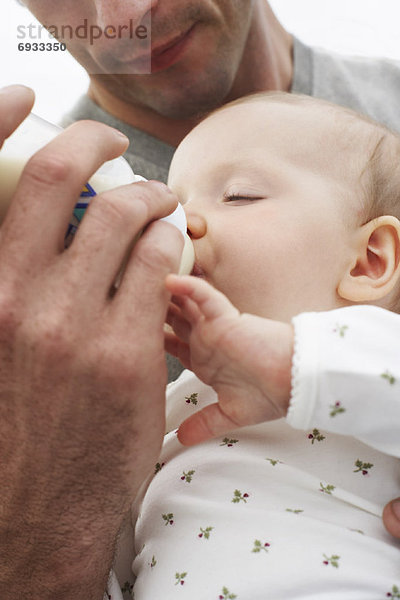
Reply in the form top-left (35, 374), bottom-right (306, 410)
top-left (130, 93), bottom-right (400, 599)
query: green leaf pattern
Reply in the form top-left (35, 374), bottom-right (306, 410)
top-left (322, 554), bottom-right (340, 568)
top-left (131, 371), bottom-right (399, 597)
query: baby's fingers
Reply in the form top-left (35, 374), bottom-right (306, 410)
top-left (177, 403), bottom-right (240, 446)
top-left (167, 293), bottom-right (202, 329)
top-left (166, 274), bottom-right (238, 321)
top-left (166, 302), bottom-right (191, 342)
top-left (164, 330), bottom-right (192, 369)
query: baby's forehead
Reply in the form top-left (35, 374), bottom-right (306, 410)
top-left (208, 99), bottom-right (373, 174)
top-left (268, 99), bottom-right (381, 170)
top-left (222, 96), bottom-right (374, 147)
top-left (171, 94), bottom-right (385, 198)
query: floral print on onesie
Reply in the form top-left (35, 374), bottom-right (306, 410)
top-left (124, 306), bottom-right (400, 599)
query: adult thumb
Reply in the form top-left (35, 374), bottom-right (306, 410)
top-left (382, 498), bottom-right (400, 539)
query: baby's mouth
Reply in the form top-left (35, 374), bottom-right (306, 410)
top-left (191, 262), bottom-right (206, 278)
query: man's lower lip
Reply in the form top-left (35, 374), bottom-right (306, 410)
top-left (151, 24), bottom-right (197, 73)
top-left (117, 24), bottom-right (196, 74)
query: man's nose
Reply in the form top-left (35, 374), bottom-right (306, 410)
top-left (92, 0), bottom-right (158, 30)
top-left (185, 210), bottom-right (207, 239)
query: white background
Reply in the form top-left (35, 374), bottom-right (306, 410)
top-left (1, 0), bottom-right (400, 123)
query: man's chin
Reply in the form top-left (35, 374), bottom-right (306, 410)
top-left (92, 70), bottom-right (234, 121)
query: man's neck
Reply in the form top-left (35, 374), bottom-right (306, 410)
top-left (88, 3), bottom-right (293, 147)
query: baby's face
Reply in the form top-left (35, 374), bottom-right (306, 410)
top-left (168, 99), bottom-right (362, 322)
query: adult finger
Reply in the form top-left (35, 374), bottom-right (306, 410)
top-left (164, 330), bottom-right (191, 368)
top-left (111, 219), bottom-right (184, 329)
top-left (0, 85), bottom-right (35, 146)
top-left (166, 302), bottom-right (192, 343)
top-left (0, 120), bottom-right (129, 266)
top-left (66, 181), bottom-right (179, 297)
top-left (382, 498), bottom-right (400, 539)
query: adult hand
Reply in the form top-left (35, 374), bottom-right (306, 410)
top-left (0, 85), bottom-right (183, 598)
top-left (383, 499), bottom-right (400, 540)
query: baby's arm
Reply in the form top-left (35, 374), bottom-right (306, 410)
top-left (165, 274), bottom-right (293, 445)
top-left (165, 275), bottom-right (400, 540)
top-left (288, 306), bottom-right (400, 458)
top-left (166, 276), bottom-right (400, 458)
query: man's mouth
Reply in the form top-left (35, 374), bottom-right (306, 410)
top-left (119, 23), bottom-right (197, 73)
top-left (151, 23), bottom-right (197, 72)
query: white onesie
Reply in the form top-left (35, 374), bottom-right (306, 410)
top-left (118, 306), bottom-right (400, 599)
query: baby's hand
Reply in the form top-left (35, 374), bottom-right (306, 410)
top-left (165, 274), bottom-right (294, 445)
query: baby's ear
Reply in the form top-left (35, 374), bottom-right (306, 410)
top-left (338, 215), bottom-right (400, 303)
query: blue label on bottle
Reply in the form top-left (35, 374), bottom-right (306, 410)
top-left (64, 182), bottom-right (97, 248)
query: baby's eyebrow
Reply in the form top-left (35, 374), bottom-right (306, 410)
top-left (209, 158), bottom-right (281, 183)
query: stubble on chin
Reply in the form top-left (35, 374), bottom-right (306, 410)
top-left (88, 3), bottom-right (247, 119)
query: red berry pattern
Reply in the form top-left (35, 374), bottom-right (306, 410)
top-left (333, 324), bottom-right (348, 337)
top-left (175, 572), bottom-right (187, 586)
top-left (121, 581), bottom-right (134, 595)
top-left (319, 482), bottom-right (335, 494)
top-left (353, 459), bottom-right (373, 475)
top-left (162, 513), bottom-right (174, 526)
top-left (136, 346), bottom-right (398, 599)
top-left (231, 489), bottom-right (249, 503)
top-left (180, 469), bottom-right (195, 483)
top-left (185, 393), bottom-right (198, 405)
top-left (322, 554), bottom-right (340, 568)
top-left (329, 401), bottom-right (346, 417)
top-left (220, 437), bottom-right (239, 447)
top-left (252, 539), bottom-right (271, 553)
top-left (308, 428), bottom-right (326, 444)
top-left (198, 526), bottom-right (214, 539)
top-left (154, 462), bottom-right (165, 475)
top-left (219, 587), bottom-right (237, 599)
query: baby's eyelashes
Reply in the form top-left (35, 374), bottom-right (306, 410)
top-left (222, 192), bottom-right (265, 204)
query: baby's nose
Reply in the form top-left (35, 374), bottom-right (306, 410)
top-left (185, 212), bottom-right (207, 239)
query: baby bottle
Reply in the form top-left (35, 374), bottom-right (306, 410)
top-left (0, 113), bottom-right (194, 275)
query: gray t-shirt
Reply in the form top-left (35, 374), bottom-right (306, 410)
top-left (61, 37), bottom-right (400, 382)
top-left (291, 38), bottom-right (400, 132)
top-left (62, 37), bottom-right (400, 181)
top-left (61, 96), bottom-right (175, 184)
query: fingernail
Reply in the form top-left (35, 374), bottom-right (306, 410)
top-left (391, 499), bottom-right (400, 520)
top-left (104, 124), bottom-right (128, 143)
top-left (112, 129), bottom-right (129, 144)
top-left (115, 130), bottom-right (129, 141)
top-left (0, 84), bottom-right (32, 96)
top-left (148, 180), bottom-right (173, 194)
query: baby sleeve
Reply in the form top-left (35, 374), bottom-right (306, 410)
top-left (286, 305), bottom-right (400, 457)
top-left (104, 571), bottom-right (124, 600)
